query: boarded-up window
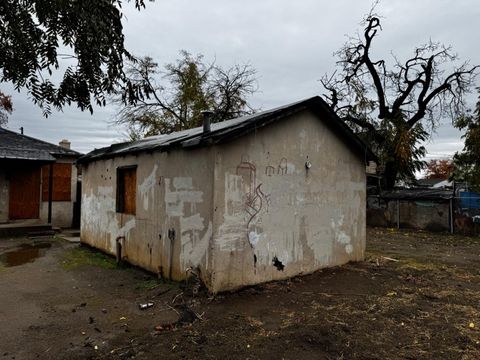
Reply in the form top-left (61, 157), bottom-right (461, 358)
top-left (116, 166), bottom-right (137, 215)
top-left (42, 163), bottom-right (72, 201)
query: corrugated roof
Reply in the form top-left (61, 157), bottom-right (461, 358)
top-left (78, 96), bottom-right (377, 164)
top-left (0, 127), bottom-right (81, 161)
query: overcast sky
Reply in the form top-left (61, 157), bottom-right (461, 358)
top-left (3, 0), bottom-right (479, 158)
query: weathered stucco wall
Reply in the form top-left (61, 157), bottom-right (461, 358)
top-left (80, 148), bottom-right (216, 286)
top-left (210, 109), bottom-right (366, 291)
top-left (39, 162), bottom-right (78, 228)
top-left (80, 109), bottom-right (366, 292)
top-left (0, 170), bottom-right (9, 223)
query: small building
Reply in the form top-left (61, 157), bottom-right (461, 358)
top-left (78, 96), bottom-right (375, 292)
top-left (367, 189), bottom-right (454, 232)
top-left (0, 128), bottom-right (81, 229)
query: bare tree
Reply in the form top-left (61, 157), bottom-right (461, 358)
top-left (113, 51), bottom-right (257, 139)
top-left (209, 64), bottom-right (257, 120)
top-left (322, 14), bottom-right (478, 189)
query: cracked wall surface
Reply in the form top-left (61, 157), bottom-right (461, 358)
top-left (211, 109), bottom-right (366, 291)
top-left (80, 148), bottom-right (215, 287)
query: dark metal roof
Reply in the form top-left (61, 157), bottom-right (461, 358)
top-left (78, 96), bottom-right (377, 164)
top-left (0, 127), bottom-right (81, 161)
top-left (416, 178), bottom-right (446, 187)
top-left (380, 188), bottom-right (454, 200)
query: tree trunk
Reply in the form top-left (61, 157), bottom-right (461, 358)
top-left (383, 160), bottom-right (399, 190)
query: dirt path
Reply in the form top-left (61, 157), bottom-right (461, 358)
top-left (1, 229), bottom-right (480, 359)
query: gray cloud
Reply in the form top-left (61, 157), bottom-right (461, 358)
top-left (3, 0), bottom-right (479, 156)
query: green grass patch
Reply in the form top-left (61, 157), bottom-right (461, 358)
top-left (135, 278), bottom-right (181, 290)
top-left (62, 246), bottom-right (117, 270)
top-left (399, 258), bottom-right (447, 272)
top-left (136, 279), bottom-right (161, 290)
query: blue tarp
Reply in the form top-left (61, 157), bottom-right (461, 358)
top-left (459, 191), bottom-right (480, 209)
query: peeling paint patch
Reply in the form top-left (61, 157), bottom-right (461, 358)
top-left (139, 165), bottom-right (158, 211)
top-left (248, 230), bottom-right (260, 248)
top-left (164, 177), bottom-right (210, 270)
top-left (331, 215), bottom-right (353, 254)
top-left (173, 177), bottom-right (193, 190)
top-left (181, 221), bottom-right (212, 269)
top-left (164, 178), bottom-right (203, 217)
top-left (216, 174), bottom-right (249, 251)
top-left (181, 214), bottom-right (205, 232)
top-left (81, 187), bottom-right (136, 253)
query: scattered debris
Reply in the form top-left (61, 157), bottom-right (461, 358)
top-left (185, 267), bottom-right (204, 297)
top-left (382, 256), bottom-right (399, 262)
top-left (177, 304), bottom-right (199, 325)
top-left (139, 302), bottom-right (154, 310)
top-left (154, 304), bottom-right (201, 332)
top-left (154, 324), bottom-right (175, 332)
top-left (172, 292), bottom-right (183, 304)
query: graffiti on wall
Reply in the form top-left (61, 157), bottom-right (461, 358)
top-left (265, 158), bottom-right (290, 176)
top-left (278, 158), bottom-right (288, 175)
top-left (221, 155), bottom-right (304, 257)
top-left (265, 166), bottom-right (275, 176)
top-left (234, 155), bottom-right (274, 248)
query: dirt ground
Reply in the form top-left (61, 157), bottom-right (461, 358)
top-left (1, 228), bottom-right (480, 360)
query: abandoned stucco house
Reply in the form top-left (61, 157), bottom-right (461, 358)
top-left (0, 128), bottom-right (81, 228)
top-left (78, 96), bottom-right (375, 292)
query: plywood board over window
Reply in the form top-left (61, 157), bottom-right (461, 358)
top-left (42, 163), bottom-right (72, 201)
top-left (9, 166), bottom-right (41, 219)
top-left (116, 166), bottom-right (137, 215)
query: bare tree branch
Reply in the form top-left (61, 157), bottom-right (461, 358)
top-left (320, 14), bottom-right (478, 189)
